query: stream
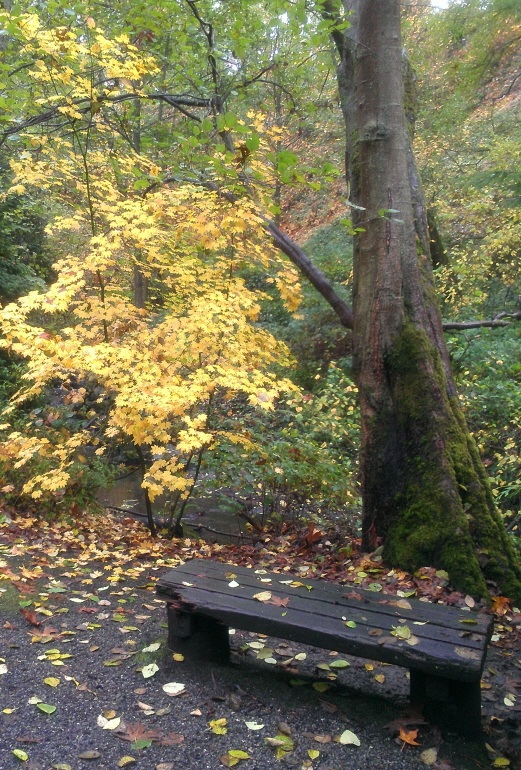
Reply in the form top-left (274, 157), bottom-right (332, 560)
top-left (97, 470), bottom-right (255, 542)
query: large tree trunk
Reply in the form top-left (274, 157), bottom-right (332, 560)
top-left (336, 0), bottom-right (521, 601)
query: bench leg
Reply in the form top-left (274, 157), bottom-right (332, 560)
top-left (166, 604), bottom-right (231, 664)
top-left (409, 670), bottom-right (482, 737)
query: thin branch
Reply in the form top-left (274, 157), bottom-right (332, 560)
top-left (0, 91), bottom-right (212, 144)
top-left (8, 61), bottom-right (35, 77)
top-left (236, 63), bottom-right (277, 89)
top-left (318, 0), bottom-right (346, 58)
top-left (443, 311), bottom-right (521, 331)
top-left (146, 173), bottom-right (355, 329)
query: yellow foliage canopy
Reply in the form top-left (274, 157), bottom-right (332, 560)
top-left (0, 12), bottom-right (302, 503)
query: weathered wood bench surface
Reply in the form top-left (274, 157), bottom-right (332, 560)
top-left (156, 559), bottom-right (493, 736)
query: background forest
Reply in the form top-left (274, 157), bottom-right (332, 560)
top-left (0, 0), bottom-right (520, 557)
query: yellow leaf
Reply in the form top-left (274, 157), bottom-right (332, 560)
top-left (391, 625), bottom-right (411, 640)
top-left (209, 718), bottom-right (228, 735)
top-left (117, 758), bottom-right (136, 767)
top-left (420, 748), bottom-right (438, 765)
top-left (43, 677), bottom-right (61, 687)
top-left (337, 729), bottom-right (361, 746)
top-left (12, 749), bottom-right (29, 761)
top-left (312, 682), bottom-right (329, 693)
top-left (253, 591), bottom-right (272, 602)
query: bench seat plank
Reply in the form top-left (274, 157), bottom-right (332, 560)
top-left (158, 559), bottom-right (491, 636)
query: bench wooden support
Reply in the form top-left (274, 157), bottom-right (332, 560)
top-left (409, 670), bottom-right (482, 735)
top-left (156, 559), bottom-right (493, 737)
top-left (166, 604), bottom-right (231, 664)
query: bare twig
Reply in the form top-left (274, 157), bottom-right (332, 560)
top-left (443, 311), bottom-right (521, 331)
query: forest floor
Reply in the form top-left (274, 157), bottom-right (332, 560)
top-left (1, 509), bottom-right (520, 770)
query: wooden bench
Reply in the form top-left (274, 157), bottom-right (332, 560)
top-left (156, 559), bottom-right (493, 737)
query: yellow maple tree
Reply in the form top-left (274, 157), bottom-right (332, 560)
top-left (0, 12), bottom-right (301, 526)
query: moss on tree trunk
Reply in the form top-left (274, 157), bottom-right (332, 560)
top-left (365, 324), bottom-right (521, 602)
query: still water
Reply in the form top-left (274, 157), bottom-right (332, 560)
top-left (98, 471), bottom-right (253, 542)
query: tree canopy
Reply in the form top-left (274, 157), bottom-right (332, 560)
top-left (0, 0), bottom-right (520, 600)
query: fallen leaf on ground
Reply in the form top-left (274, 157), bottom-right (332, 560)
top-left (117, 757), bottom-right (136, 767)
top-left (244, 721), bottom-right (264, 730)
top-left (209, 718), bottom-right (228, 735)
top-left (142, 642), bottom-right (161, 652)
top-left (31, 625), bottom-right (61, 643)
top-left (162, 682), bottom-right (185, 696)
top-left (116, 723), bottom-right (160, 742)
top-left (20, 609), bottom-right (41, 627)
top-left (420, 747), bottom-right (438, 765)
top-left (141, 663), bottom-right (159, 678)
top-left (12, 749), bottom-right (29, 761)
top-left (159, 733), bottom-right (185, 746)
top-left (43, 676), bottom-right (60, 687)
top-left (399, 727), bottom-right (420, 746)
top-left (337, 729), bottom-right (361, 746)
top-left (220, 749), bottom-right (250, 766)
top-left (265, 733), bottom-right (295, 759)
top-left (97, 715), bottom-right (121, 730)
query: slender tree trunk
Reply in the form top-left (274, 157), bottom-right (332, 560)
top-left (131, 93), bottom-right (148, 308)
top-left (335, 0), bottom-right (521, 601)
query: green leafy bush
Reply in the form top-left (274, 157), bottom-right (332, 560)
top-left (205, 363), bottom-right (360, 526)
top-left (449, 327), bottom-right (521, 523)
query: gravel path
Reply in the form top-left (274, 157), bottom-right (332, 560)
top-left (1, 513), bottom-right (520, 770)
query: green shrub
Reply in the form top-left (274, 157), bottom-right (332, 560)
top-left (205, 363), bottom-right (360, 526)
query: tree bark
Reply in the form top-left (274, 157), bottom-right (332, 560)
top-left (335, 0), bottom-right (521, 601)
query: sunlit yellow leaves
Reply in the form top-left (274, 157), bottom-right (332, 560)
top-left (0, 11), bottom-right (307, 511)
top-left (336, 729), bottom-right (361, 746)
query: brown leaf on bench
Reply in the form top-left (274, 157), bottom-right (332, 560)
top-left (343, 591), bottom-right (362, 601)
top-left (454, 646), bottom-right (480, 661)
top-left (267, 596), bottom-right (289, 607)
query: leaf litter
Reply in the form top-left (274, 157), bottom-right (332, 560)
top-left (1, 509), bottom-right (520, 768)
